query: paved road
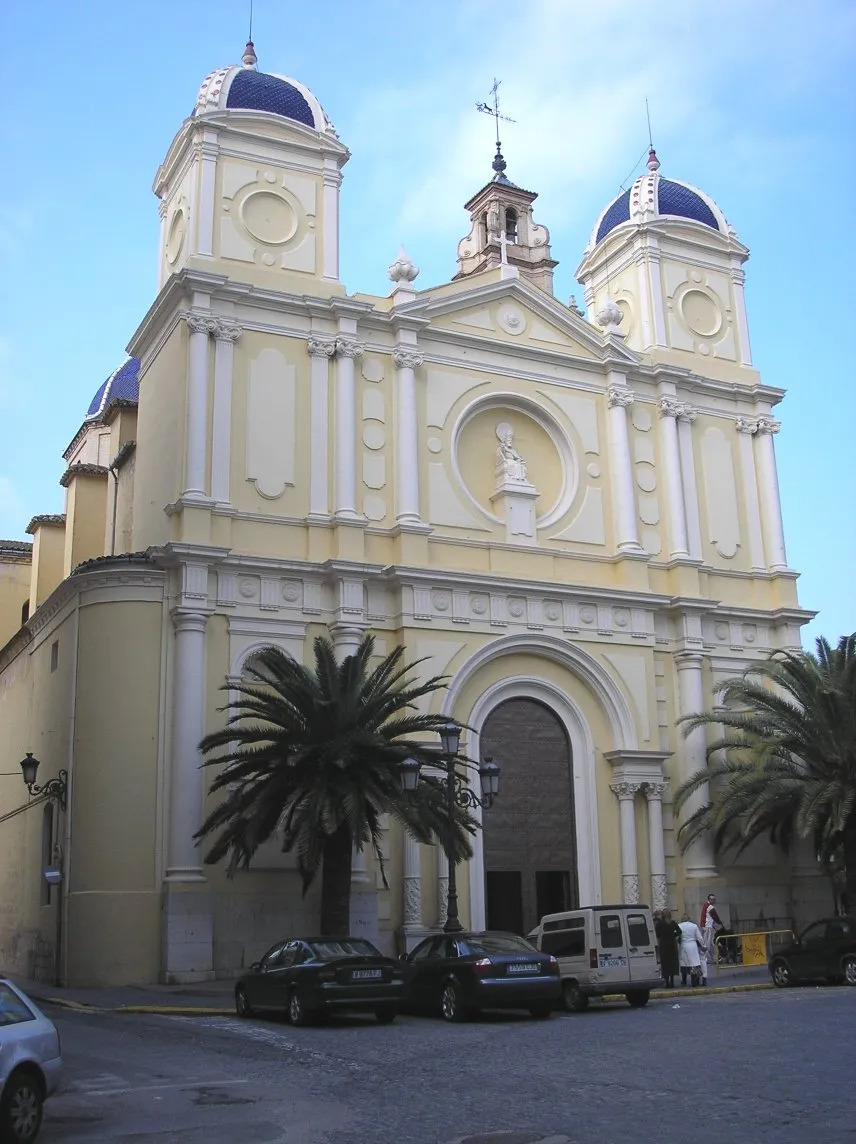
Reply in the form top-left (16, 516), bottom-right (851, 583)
top-left (40, 988), bottom-right (855, 1144)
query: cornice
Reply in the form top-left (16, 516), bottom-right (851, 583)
top-left (59, 463), bottom-right (109, 488)
top-left (26, 514), bottom-right (66, 534)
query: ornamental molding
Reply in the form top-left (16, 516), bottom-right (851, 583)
top-left (657, 397), bottom-right (682, 419)
top-left (755, 416), bottom-right (781, 436)
top-left (212, 320), bottom-right (242, 343)
top-left (185, 312), bottom-right (219, 337)
top-left (392, 347), bottom-right (424, 370)
top-left (335, 337), bottom-right (364, 359)
top-left (307, 335), bottom-right (337, 358)
top-left (610, 781), bottom-right (641, 798)
top-left (607, 386), bottom-right (635, 408)
top-left (735, 417), bottom-right (758, 434)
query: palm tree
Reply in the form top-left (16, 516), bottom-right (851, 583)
top-left (194, 633), bottom-right (476, 934)
top-left (673, 634), bottom-right (856, 906)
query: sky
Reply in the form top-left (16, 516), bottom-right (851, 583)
top-left (0, 0), bottom-right (853, 646)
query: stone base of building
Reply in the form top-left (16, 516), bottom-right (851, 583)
top-left (160, 885), bottom-right (215, 984)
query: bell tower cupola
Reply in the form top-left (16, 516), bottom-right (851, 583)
top-left (455, 143), bottom-right (557, 294)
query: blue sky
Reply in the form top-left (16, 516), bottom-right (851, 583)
top-left (1, 0), bottom-right (853, 645)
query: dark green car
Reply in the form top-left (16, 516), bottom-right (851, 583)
top-left (769, 916), bottom-right (856, 987)
top-left (235, 937), bottom-right (410, 1025)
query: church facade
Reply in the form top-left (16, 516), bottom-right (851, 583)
top-left (0, 45), bottom-right (826, 986)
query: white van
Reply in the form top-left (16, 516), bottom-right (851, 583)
top-left (529, 905), bottom-right (662, 1011)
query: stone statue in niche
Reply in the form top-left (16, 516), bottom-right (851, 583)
top-left (495, 422), bottom-right (528, 484)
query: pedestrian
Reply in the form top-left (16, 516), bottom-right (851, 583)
top-left (701, 893), bottom-right (725, 966)
top-left (678, 916), bottom-right (706, 986)
top-left (655, 908), bottom-right (681, 988)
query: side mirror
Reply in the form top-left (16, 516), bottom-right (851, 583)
top-left (250, 961), bottom-right (261, 972)
top-left (399, 953), bottom-right (409, 962)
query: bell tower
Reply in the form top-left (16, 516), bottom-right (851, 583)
top-left (455, 145), bottom-right (558, 294)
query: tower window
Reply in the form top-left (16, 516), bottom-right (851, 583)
top-left (50, 641), bottom-right (59, 672)
top-left (505, 208), bottom-right (518, 242)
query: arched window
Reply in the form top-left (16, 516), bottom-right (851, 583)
top-left (504, 207), bottom-right (518, 243)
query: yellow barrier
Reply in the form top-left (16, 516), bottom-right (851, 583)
top-left (714, 928), bottom-right (793, 967)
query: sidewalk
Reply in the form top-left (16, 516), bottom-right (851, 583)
top-left (5, 963), bottom-right (773, 1016)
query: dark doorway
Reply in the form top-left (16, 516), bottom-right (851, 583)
top-left (481, 698), bottom-right (578, 934)
top-left (486, 871), bottom-right (524, 935)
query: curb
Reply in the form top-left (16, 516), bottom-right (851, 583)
top-left (36, 980), bottom-right (773, 1016)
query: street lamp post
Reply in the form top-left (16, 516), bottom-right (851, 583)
top-left (18, 754), bottom-right (67, 987)
top-left (400, 723), bottom-right (501, 934)
top-left (19, 754), bottom-right (68, 810)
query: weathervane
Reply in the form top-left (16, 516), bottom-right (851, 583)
top-left (476, 78), bottom-right (516, 180)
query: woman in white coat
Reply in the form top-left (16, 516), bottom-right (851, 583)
top-left (678, 918), bottom-right (707, 986)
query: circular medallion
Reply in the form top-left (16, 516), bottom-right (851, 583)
top-left (427, 436), bottom-right (443, 454)
top-left (508, 598), bottom-right (525, 618)
top-left (432, 591), bottom-right (451, 612)
top-left (680, 289), bottom-right (722, 338)
top-left (586, 462), bottom-right (601, 478)
top-left (166, 209), bottom-right (186, 265)
top-left (544, 601), bottom-right (561, 621)
top-left (471, 594), bottom-right (488, 616)
top-left (497, 304), bottom-right (526, 335)
top-left (241, 191), bottom-right (297, 246)
top-left (282, 582), bottom-right (301, 603)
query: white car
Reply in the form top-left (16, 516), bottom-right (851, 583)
top-left (0, 979), bottom-right (63, 1143)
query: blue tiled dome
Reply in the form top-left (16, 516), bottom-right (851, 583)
top-left (595, 177), bottom-right (721, 244)
top-left (225, 69), bottom-right (315, 126)
top-left (85, 358), bottom-right (140, 420)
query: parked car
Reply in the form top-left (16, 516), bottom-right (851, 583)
top-left (769, 916), bottom-right (856, 987)
top-left (235, 937), bottom-right (409, 1024)
top-left (528, 905), bottom-right (662, 1011)
top-left (0, 979), bottom-right (63, 1144)
top-left (403, 931), bottom-right (561, 1022)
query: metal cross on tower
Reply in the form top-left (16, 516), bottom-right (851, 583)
top-left (476, 79), bottom-right (516, 179)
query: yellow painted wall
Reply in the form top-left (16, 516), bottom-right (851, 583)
top-left (63, 475), bottom-right (108, 575)
top-left (66, 599), bottom-right (164, 985)
top-left (0, 555), bottom-right (30, 647)
top-left (29, 525), bottom-right (65, 609)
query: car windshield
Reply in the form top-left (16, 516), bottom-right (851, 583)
top-left (309, 939), bottom-right (382, 960)
top-left (0, 984), bottom-right (35, 1027)
top-left (462, 934), bottom-right (538, 955)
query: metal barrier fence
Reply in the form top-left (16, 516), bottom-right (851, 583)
top-left (713, 928), bottom-right (794, 968)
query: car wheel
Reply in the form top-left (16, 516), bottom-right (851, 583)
top-left (771, 959), bottom-right (792, 987)
top-left (441, 980), bottom-right (468, 1023)
top-left (842, 956), bottom-right (856, 987)
top-left (626, 990), bottom-right (650, 1008)
top-left (374, 1006), bottom-right (397, 1024)
top-left (528, 1002), bottom-right (553, 1020)
top-left (561, 981), bottom-right (589, 1013)
top-left (0, 1069), bottom-right (44, 1144)
top-left (235, 985), bottom-right (254, 1018)
top-left (288, 988), bottom-right (312, 1027)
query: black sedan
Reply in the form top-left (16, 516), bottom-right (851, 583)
top-left (235, 937), bottom-right (409, 1024)
top-left (769, 915), bottom-right (856, 987)
top-left (404, 931), bottom-right (561, 1021)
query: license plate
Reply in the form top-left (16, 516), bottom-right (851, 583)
top-left (351, 969), bottom-right (383, 981)
top-left (507, 963), bottom-right (539, 974)
top-left (599, 956), bottom-right (627, 969)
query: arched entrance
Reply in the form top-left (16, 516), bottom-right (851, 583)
top-left (480, 697), bottom-right (578, 934)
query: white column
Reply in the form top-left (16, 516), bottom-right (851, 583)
top-left (677, 406), bottom-right (702, 560)
top-left (735, 418), bottom-right (765, 571)
top-left (436, 847), bottom-right (449, 927)
top-left (166, 611), bottom-right (209, 880)
top-left (645, 782), bottom-right (668, 911)
top-left (210, 321), bottom-right (241, 505)
top-left (731, 262), bottom-right (752, 366)
top-left (183, 314), bottom-right (215, 500)
top-left (196, 132), bottom-right (218, 258)
top-left (351, 845), bottom-right (370, 885)
top-left (322, 162), bottom-right (340, 280)
top-left (611, 782), bottom-right (640, 904)
top-left (675, 652), bottom-right (717, 879)
top-left (657, 396), bottom-right (689, 558)
top-left (402, 832), bottom-right (423, 933)
top-left (393, 346), bottom-right (423, 525)
top-left (334, 336), bottom-right (363, 520)
top-left (307, 336), bottom-right (336, 518)
top-left (755, 417), bottom-right (788, 571)
top-left (635, 253), bottom-right (653, 348)
top-left (607, 383), bottom-right (642, 552)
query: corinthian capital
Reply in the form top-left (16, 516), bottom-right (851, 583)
top-left (610, 781), bottom-right (641, 799)
top-left (213, 320), bottom-right (242, 343)
top-left (755, 416), bottom-right (781, 436)
top-left (307, 335), bottom-right (337, 358)
top-left (735, 417), bottom-right (759, 434)
top-left (335, 337), bottom-right (364, 359)
top-left (393, 346), bottom-right (424, 370)
top-left (678, 404), bottom-right (697, 423)
top-left (186, 312), bottom-right (218, 336)
top-left (658, 396), bottom-right (682, 419)
top-left (607, 386), bottom-right (634, 409)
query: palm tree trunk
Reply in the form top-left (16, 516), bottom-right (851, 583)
top-left (320, 824), bottom-right (353, 935)
top-left (843, 820), bottom-right (856, 912)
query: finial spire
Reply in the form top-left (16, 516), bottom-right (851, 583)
top-left (477, 79), bottom-right (516, 182)
top-left (242, 40), bottom-right (258, 68)
top-left (647, 147), bottom-right (660, 172)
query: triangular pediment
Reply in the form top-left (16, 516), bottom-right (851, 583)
top-left (400, 276), bottom-right (638, 366)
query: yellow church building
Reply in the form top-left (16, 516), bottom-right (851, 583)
top-left (0, 43), bottom-right (827, 986)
